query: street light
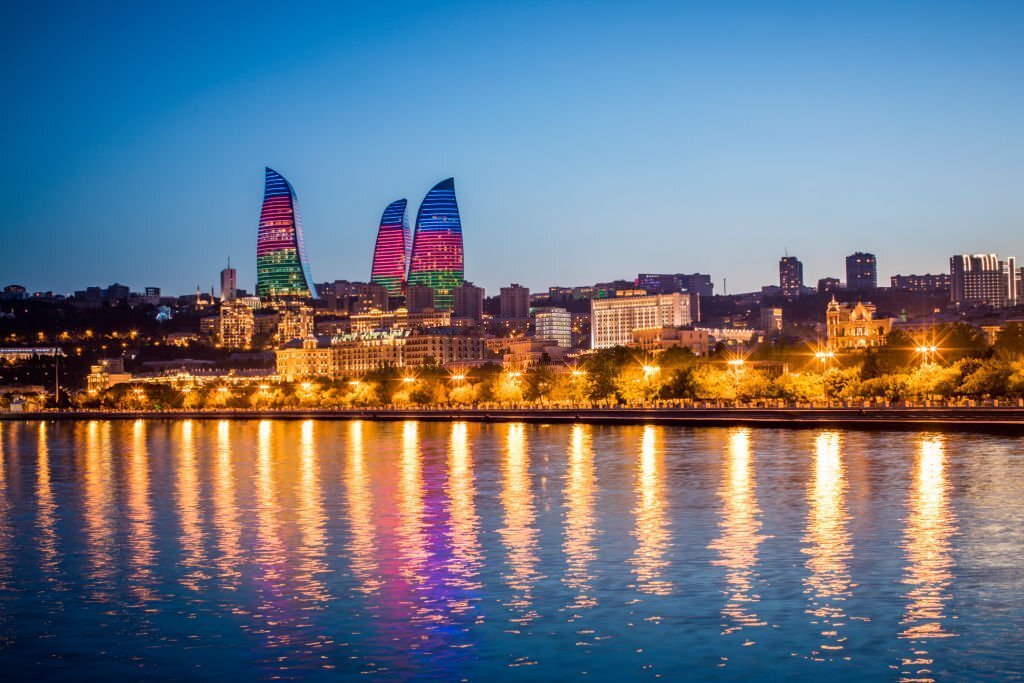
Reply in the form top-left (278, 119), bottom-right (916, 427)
top-left (815, 350), bottom-right (836, 368)
top-left (451, 374), bottom-right (466, 382)
top-left (642, 365), bottom-right (659, 379)
top-left (402, 376), bottom-right (416, 384)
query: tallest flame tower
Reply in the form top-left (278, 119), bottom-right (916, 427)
top-left (407, 177), bottom-right (464, 310)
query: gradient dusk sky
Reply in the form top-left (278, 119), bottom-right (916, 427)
top-left (1, 1), bottom-right (1022, 296)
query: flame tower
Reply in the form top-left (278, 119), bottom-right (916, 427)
top-left (256, 167), bottom-right (317, 299)
top-left (408, 178), bottom-right (464, 310)
top-left (370, 198), bottom-right (411, 297)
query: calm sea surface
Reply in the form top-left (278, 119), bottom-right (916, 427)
top-left (0, 419), bottom-right (1021, 681)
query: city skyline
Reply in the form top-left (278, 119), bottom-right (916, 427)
top-left (2, 2), bottom-right (1023, 295)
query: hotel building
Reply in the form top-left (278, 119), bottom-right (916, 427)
top-left (590, 292), bottom-right (694, 349)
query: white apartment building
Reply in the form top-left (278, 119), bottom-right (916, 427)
top-left (590, 293), bottom-right (693, 349)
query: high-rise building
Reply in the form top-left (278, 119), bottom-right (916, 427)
top-left (845, 252), bottom-right (877, 291)
top-left (534, 307), bottom-right (572, 348)
top-left (500, 283), bottom-right (531, 320)
top-left (636, 274), bottom-right (683, 294)
top-left (950, 254), bottom-right (1018, 307)
top-left (890, 273), bottom-right (951, 292)
top-left (406, 284), bottom-right (436, 313)
top-left (679, 273), bottom-right (714, 298)
top-left (453, 281), bottom-right (485, 321)
top-left (317, 280), bottom-right (388, 314)
top-left (779, 256), bottom-right (803, 297)
top-left (220, 264), bottom-right (237, 302)
top-left (590, 293), bottom-right (694, 349)
top-left (407, 178), bottom-right (464, 310)
top-left (369, 199), bottom-right (411, 297)
top-left (256, 167), bottom-right (317, 300)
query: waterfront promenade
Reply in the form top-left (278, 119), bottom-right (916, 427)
top-left (6, 405), bottom-right (1024, 433)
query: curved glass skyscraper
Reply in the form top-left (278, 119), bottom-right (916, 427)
top-left (408, 178), bottom-right (464, 309)
top-left (256, 167), bottom-right (317, 299)
top-left (370, 198), bottom-right (411, 297)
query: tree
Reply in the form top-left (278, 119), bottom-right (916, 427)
top-left (861, 330), bottom-right (916, 378)
top-left (659, 367), bottom-right (696, 400)
top-left (492, 372), bottom-right (525, 404)
top-left (448, 383), bottom-right (479, 405)
top-left (614, 366), bottom-right (665, 404)
top-left (585, 346), bottom-right (633, 399)
top-left (994, 323), bottom-right (1024, 358)
top-left (774, 373), bottom-right (825, 402)
top-left (905, 363), bottom-right (960, 399)
top-left (958, 359), bottom-right (1010, 397)
top-left (939, 323), bottom-right (988, 363)
top-left (691, 365), bottom-right (735, 400)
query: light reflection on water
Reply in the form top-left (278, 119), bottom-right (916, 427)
top-left (0, 419), bottom-right (1018, 681)
top-left (898, 435), bottom-right (958, 683)
top-left (803, 431), bottom-right (857, 659)
top-left (499, 422), bottom-right (542, 635)
top-left (708, 428), bottom-right (768, 640)
top-left (630, 425), bottom-right (673, 597)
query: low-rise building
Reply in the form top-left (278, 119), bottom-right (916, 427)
top-left (825, 297), bottom-right (895, 350)
top-left (503, 339), bottom-right (569, 369)
top-left (630, 327), bottom-right (711, 355)
top-left (760, 307), bottom-right (783, 332)
top-left (350, 308), bottom-right (451, 333)
top-left (275, 331), bottom-right (486, 380)
top-left (86, 358), bottom-right (132, 393)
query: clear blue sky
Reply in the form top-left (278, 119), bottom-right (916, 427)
top-left (1, 0), bottom-right (1022, 296)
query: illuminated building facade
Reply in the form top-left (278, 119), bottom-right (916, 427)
top-left (276, 331), bottom-right (485, 380)
top-left (275, 300), bottom-right (314, 343)
top-left (825, 297), bottom-right (894, 350)
top-left (256, 167), bottom-right (317, 299)
top-left (408, 178), bottom-right (464, 310)
top-left (590, 293), bottom-right (694, 349)
top-left (370, 199), bottom-right (411, 297)
top-left (219, 300), bottom-right (255, 349)
top-left (534, 307), bottom-right (572, 348)
top-left (949, 253), bottom-right (1018, 307)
